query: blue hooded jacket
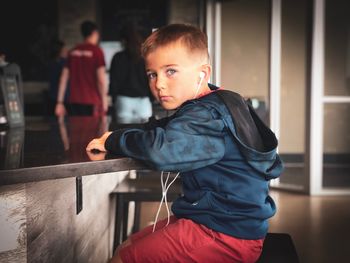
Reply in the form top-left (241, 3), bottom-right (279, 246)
top-left (105, 87), bottom-right (283, 240)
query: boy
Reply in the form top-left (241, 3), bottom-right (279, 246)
top-left (86, 24), bottom-right (283, 263)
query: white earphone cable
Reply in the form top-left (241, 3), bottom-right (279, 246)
top-left (152, 171), bottom-right (180, 233)
top-left (152, 73), bottom-right (202, 232)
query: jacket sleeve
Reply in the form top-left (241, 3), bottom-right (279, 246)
top-left (105, 103), bottom-right (226, 172)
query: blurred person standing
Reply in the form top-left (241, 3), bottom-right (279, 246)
top-left (55, 20), bottom-right (108, 117)
top-left (47, 40), bottom-right (68, 116)
top-left (109, 23), bottom-right (153, 123)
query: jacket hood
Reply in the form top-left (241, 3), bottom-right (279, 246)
top-left (238, 105), bottom-right (283, 180)
top-left (214, 89), bottom-right (284, 180)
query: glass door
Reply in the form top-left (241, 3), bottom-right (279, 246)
top-left (309, 0), bottom-right (350, 195)
top-left (270, 0), bottom-right (310, 193)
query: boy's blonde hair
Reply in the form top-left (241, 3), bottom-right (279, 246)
top-left (141, 24), bottom-right (209, 62)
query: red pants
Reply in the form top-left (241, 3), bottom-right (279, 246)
top-left (119, 216), bottom-right (263, 263)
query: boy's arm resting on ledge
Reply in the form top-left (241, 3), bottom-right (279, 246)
top-left (86, 116), bottom-right (171, 154)
top-left (104, 104), bottom-right (226, 172)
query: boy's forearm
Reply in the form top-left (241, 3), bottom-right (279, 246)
top-left (104, 116), bottom-right (226, 171)
top-left (103, 118), bottom-right (169, 157)
top-left (104, 128), bottom-right (140, 156)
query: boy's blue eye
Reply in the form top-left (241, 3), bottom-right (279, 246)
top-left (147, 73), bottom-right (157, 80)
top-left (166, 69), bottom-right (176, 76)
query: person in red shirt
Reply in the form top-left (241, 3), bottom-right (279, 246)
top-left (55, 20), bottom-right (108, 117)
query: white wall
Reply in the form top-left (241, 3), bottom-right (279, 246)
top-left (221, 0), bottom-right (269, 100)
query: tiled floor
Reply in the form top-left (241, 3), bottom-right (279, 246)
top-left (138, 190), bottom-right (350, 263)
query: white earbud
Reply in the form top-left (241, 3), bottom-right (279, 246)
top-left (199, 71), bottom-right (205, 80)
top-left (193, 71), bottom-right (205, 99)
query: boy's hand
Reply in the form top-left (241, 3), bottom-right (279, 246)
top-left (86, 131), bottom-right (112, 152)
top-left (86, 150), bottom-right (107, 161)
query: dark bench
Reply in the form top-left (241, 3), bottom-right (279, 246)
top-left (257, 233), bottom-right (299, 263)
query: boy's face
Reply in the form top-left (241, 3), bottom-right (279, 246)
top-left (145, 41), bottom-right (205, 110)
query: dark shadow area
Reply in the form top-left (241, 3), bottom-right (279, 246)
top-left (0, 0), bottom-right (58, 81)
